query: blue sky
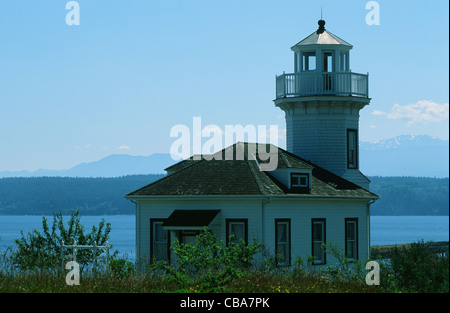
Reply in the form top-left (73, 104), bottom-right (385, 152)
top-left (0, 0), bottom-right (448, 172)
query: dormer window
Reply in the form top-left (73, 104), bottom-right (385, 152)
top-left (291, 173), bottom-right (309, 188)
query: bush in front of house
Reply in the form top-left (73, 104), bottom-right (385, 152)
top-left (109, 258), bottom-right (136, 278)
top-left (148, 227), bottom-right (264, 292)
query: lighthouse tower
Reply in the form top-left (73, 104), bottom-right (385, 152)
top-left (274, 20), bottom-right (371, 189)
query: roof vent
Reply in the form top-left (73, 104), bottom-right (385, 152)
top-left (317, 19), bottom-right (326, 34)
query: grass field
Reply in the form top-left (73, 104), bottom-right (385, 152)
top-left (0, 268), bottom-right (381, 293)
top-left (1, 241), bottom-right (448, 293)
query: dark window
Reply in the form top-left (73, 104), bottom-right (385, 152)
top-left (345, 218), bottom-right (359, 261)
top-left (347, 129), bottom-right (358, 169)
top-left (291, 173), bottom-right (309, 188)
top-left (311, 218), bottom-right (326, 265)
top-left (150, 219), bottom-right (170, 263)
top-left (226, 219), bottom-right (248, 245)
top-left (180, 230), bottom-right (201, 245)
top-left (323, 52), bottom-right (333, 72)
top-left (275, 219), bottom-right (291, 266)
top-left (302, 52), bottom-right (316, 71)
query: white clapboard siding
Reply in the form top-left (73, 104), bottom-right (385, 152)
top-left (279, 99), bottom-right (371, 189)
top-left (135, 197), bottom-right (369, 268)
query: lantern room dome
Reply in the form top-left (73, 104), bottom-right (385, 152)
top-left (291, 20), bottom-right (352, 49)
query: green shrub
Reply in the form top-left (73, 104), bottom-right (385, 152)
top-left (322, 241), bottom-right (364, 283)
top-left (109, 259), bottom-right (136, 278)
top-left (388, 240), bottom-right (449, 293)
top-left (11, 210), bottom-right (115, 272)
top-left (149, 227), bottom-right (263, 292)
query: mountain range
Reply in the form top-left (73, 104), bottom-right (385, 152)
top-left (0, 135), bottom-right (448, 178)
top-left (359, 135), bottom-right (448, 178)
top-left (0, 154), bottom-right (175, 178)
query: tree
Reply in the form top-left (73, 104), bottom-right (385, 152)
top-left (12, 210), bottom-right (113, 271)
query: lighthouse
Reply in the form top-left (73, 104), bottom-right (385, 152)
top-left (127, 19), bottom-right (380, 267)
top-left (274, 20), bottom-right (371, 189)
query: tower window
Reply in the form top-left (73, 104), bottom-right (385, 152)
top-left (323, 52), bottom-right (333, 72)
top-left (347, 129), bottom-right (358, 169)
top-left (302, 52), bottom-right (316, 71)
top-left (340, 52), bottom-right (349, 71)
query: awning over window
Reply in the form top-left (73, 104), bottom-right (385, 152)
top-left (162, 210), bottom-right (220, 230)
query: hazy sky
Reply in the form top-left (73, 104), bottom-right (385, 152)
top-left (0, 0), bottom-right (448, 172)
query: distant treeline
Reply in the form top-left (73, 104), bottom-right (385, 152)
top-left (0, 175), bottom-right (448, 216)
top-left (0, 175), bottom-right (164, 215)
top-left (369, 176), bottom-right (449, 216)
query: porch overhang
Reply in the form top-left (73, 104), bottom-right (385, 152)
top-left (162, 209), bottom-right (220, 230)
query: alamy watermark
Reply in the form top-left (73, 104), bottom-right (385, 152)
top-left (66, 1), bottom-right (80, 26)
top-left (169, 117), bottom-right (279, 171)
top-left (366, 1), bottom-right (380, 26)
top-left (65, 261), bottom-right (80, 286)
top-left (365, 261), bottom-right (380, 285)
top-left (64, 2), bottom-right (380, 27)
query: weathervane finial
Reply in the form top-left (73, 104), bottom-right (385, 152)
top-left (317, 18), bottom-right (326, 34)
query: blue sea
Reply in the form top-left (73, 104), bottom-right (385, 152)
top-left (0, 215), bottom-right (448, 263)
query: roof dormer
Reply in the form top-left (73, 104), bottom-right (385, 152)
top-left (290, 172), bottom-right (310, 189)
top-left (268, 168), bottom-right (313, 192)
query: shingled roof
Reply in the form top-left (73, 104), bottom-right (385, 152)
top-left (125, 143), bottom-right (378, 200)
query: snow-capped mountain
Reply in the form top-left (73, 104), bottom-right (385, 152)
top-left (0, 135), bottom-right (448, 178)
top-left (359, 135), bottom-right (448, 178)
top-left (361, 135), bottom-right (448, 150)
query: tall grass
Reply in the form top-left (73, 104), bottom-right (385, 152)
top-left (1, 238), bottom-right (447, 293)
top-left (0, 265), bottom-right (377, 293)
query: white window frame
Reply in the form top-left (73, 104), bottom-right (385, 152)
top-left (345, 218), bottom-right (358, 261)
top-left (275, 219), bottom-right (291, 266)
top-left (226, 219), bottom-right (248, 245)
top-left (312, 219), bottom-right (326, 265)
top-left (151, 220), bottom-right (170, 263)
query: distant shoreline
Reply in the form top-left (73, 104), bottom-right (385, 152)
top-left (370, 241), bottom-right (449, 259)
top-left (0, 176), bottom-right (448, 216)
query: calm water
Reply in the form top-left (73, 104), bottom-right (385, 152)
top-left (0, 215), bottom-right (136, 262)
top-left (0, 215), bottom-right (448, 262)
